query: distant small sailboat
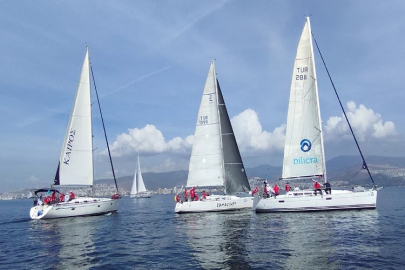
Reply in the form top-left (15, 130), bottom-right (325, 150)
top-left (130, 155), bottom-right (151, 198)
top-left (29, 48), bottom-right (120, 219)
top-left (256, 17), bottom-right (378, 213)
top-left (175, 61), bottom-right (254, 213)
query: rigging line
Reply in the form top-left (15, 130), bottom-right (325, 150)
top-left (311, 32), bottom-right (376, 187)
top-left (89, 60), bottom-right (120, 194)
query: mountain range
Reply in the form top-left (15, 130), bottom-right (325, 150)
top-left (97, 155), bottom-right (405, 191)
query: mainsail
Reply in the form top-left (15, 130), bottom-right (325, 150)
top-left (131, 155), bottom-right (147, 194)
top-left (54, 48), bottom-right (93, 186)
top-left (217, 81), bottom-right (250, 194)
top-left (187, 61), bottom-right (250, 194)
top-left (281, 17), bottom-right (326, 180)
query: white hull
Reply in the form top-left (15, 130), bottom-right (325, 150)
top-left (30, 197), bottom-right (118, 220)
top-left (130, 193), bottom-right (152, 198)
top-left (175, 195), bottom-right (254, 213)
top-left (255, 189), bottom-right (377, 213)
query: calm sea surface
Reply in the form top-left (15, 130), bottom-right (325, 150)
top-left (0, 187), bottom-right (404, 269)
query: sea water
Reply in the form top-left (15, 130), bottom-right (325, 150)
top-left (0, 187), bottom-right (404, 269)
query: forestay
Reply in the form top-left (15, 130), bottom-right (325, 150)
top-left (282, 17), bottom-right (326, 180)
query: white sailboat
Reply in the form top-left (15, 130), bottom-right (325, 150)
top-left (130, 155), bottom-right (151, 198)
top-left (175, 61), bottom-right (254, 213)
top-left (256, 17), bottom-right (378, 213)
top-left (30, 48), bottom-right (119, 219)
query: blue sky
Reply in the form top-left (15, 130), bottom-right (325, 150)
top-left (1, 1), bottom-right (404, 192)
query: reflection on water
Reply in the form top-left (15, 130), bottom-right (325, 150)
top-left (2, 189), bottom-right (404, 269)
top-left (178, 207), bottom-right (381, 269)
top-left (281, 210), bottom-right (380, 269)
top-left (178, 210), bottom-right (254, 269)
top-left (29, 217), bottom-right (98, 269)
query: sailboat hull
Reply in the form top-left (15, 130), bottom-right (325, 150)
top-left (255, 189), bottom-right (377, 213)
top-left (130, 192), bottom-right (152, 198)
top-left (30, 197), bottom-right (118, 220)
top-left (175, 195), bottom-right (254, 213)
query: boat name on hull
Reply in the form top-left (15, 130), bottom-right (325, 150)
top-left (217, 201), bottom-right (237, 208)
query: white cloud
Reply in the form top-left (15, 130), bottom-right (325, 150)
top-left (107, 108), bottom-right (284, 160)
top-left (324, 101), bottom-right (396, 141)
top-left (231, 109), bottom-right (285, 152)
top-left (107, 124), bottom-right (193, 157)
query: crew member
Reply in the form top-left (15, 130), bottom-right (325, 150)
top-left (324, 181), bottom-right (332, 194)
top-left (263, 184), bottom-right (269, 198)
top-left (274, 184), bottom-right (280, 198)
top-left (184, 188), bottom-right (188, 202)
top-left (190, 187), bottom-right (196, 201)
top-left (69, 191), bottom-right (75, 201)
top-left (285, 182), bottom-right (291, 192)
top-left (314, 181), bottom-right (322, 195)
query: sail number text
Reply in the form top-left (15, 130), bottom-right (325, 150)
top-left (199, 116), bottom-right (208, 125)
top-left (296, 67), bottom-right (308, 80)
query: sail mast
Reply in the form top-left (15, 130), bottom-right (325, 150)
top-left (89, 51), bottom-right (119, 194)
top-left (137, 154), bottom-right (140, 193)
top-left (308, 17), bottom-right (327, 182)
top-left (213, 61), bottom-right (226, 194)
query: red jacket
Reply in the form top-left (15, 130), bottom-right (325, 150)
top-left (252, 187), bottom-right (259, 195)
top-left (314, 182), bottom-right (321, 189)
top-left (285, 184), bottom-right (291, 192)
top-left (274, 185), bottom-right (280, 195)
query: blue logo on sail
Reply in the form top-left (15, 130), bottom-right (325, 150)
top-left (300, 139), bottom-right (311, 152)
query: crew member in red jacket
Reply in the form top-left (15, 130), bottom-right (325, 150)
top-left (274, 184), bottom-right (280, 198)
top-left (314, 181), bottom-right (322, 195)
top-left (285, 182), bottom-right (291, 192)
top-left (190, 187), bottom-right (196, 201)
top-left (184, 188), bottom-right (188, 202)
top-left (69, 191), bottom-right (75, 201)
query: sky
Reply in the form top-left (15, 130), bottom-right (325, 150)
top-left (1, 0), bottom-right (404, 192)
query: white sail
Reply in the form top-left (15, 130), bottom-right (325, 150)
top-left (187, 61), bottom-right (224, 188)
top-left (136, 155), bottom-right (147, 193)
top-left (130, 164), bottom-right (138, 195)
top-left (56, 48), bottom-right (93, 186)
top-left (281, 17), bottom-right (326, 180)
top-left (130, 155), bottom-right (147, 194)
